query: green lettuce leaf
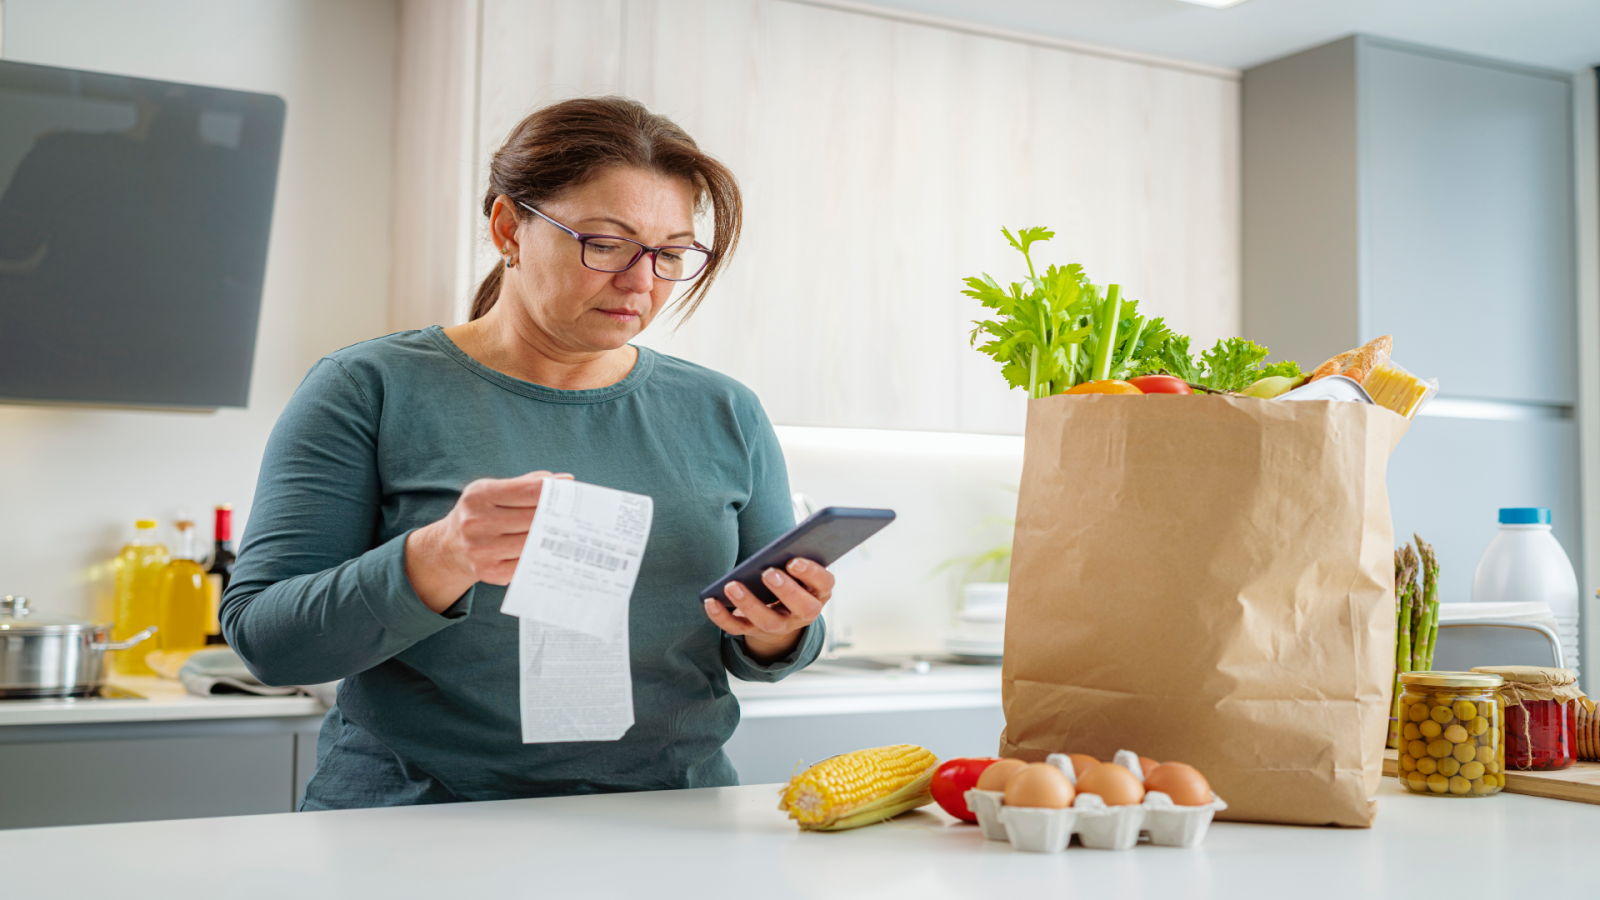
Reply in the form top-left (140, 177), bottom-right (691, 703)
top-left (1197, 338), bottom-right (1302, 392)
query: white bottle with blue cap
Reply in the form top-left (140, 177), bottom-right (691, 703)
top-left (1470, 507), bottom-right (1579, 674)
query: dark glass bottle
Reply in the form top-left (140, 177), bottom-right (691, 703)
top-left (205, 504), bottom-right (236, 645)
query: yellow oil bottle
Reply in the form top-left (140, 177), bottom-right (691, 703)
top-left (113, 520), bottom-right (168, 676)
top-left (158, 517), bottom-right (210, 655)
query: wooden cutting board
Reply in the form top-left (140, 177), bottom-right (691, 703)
top-left (1383, 748), bottom-right (1600, 805)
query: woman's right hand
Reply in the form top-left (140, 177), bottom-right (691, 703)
top-left (404, 470), bottom-right (572, 613)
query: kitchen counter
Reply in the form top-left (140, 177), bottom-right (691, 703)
top-left (0, 675), bottom-right (325, 727)
top-left (0, 661), bottom-right (1000, 727)
top-left (0, 661), bottom-right (1001, 828)
top-left (1, 779), bottom-right (1594, 899)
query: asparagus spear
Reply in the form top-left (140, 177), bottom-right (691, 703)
top-left (1389, 545), bottom-right (1418, 748)
top-left (1416, 537), bottom-right (1440, 670)
top-left (1400, 545), bottom-right (1420, 671)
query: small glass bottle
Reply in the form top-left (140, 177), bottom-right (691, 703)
top-left (158, 517), bottom-right (210, 655)
top-left (113, 519), bottom-right (169, 676)
top-left (204, 504), bottom-right (236, 645)
top-left (1396, 671), bottom-right (1505, 797)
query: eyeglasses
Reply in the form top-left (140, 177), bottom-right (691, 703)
top-left (519, 202), bottom-right (712, 282)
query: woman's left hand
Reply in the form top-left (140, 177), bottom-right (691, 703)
top-left (704, 558), bottom-right (835, 663)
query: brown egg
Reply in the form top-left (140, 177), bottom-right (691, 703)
top-left (1074, 762), bottom-right (1146, 806)
top-left (1066, 753), bottom-right (1101, 778)
top-left (1138, 756), bottom-right (1161, 775)
top-left (1002, 763), bottom-right (1075, 809)
top-left (975, 758), bottom-right (1028, 792)
top-left (1144, 762), bottom-right (1212, 806)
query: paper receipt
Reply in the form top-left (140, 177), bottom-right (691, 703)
top-left (500, 478), bottom-right (653, 743)
top-left (517, 617), bottom-right (634, 743)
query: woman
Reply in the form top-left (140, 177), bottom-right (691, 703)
top-left (222, 97), bottom-right (832, 809)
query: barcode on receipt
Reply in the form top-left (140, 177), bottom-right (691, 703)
top-left (539, 538), bottom-right (629, 572)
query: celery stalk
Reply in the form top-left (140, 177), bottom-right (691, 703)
top-left (1090, 284), bottom-right (1122, 382)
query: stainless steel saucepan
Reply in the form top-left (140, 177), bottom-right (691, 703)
top-left (0, 595), bottom-right (156, 698)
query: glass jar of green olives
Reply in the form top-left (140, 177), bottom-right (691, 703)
top-left (1396, 672), bottom-right (1505, 797)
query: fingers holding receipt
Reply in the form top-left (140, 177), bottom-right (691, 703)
top-left (500, 478), bottom-right (653, 743)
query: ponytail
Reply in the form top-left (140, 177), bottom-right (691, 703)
top-left (471, 262), bottom-right (504, 321)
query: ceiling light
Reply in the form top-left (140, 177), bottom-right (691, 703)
top-left (1172, 0), bottom-right (1251, 8)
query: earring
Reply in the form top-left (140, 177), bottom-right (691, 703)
top-left (504, 253), bottom-right (515, 269)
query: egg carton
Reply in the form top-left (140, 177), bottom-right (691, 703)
top-left (965, 749), bottom-right (1228, 853)
top-left (965, 788), bottom-right (1009, 841)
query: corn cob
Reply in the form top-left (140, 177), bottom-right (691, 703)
top-left (779, 744), bottom-right (938, 831)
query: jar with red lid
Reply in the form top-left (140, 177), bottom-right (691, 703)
top-left (1473, 666), bottom-right (1591, 771)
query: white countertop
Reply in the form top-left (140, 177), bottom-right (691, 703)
top-left (0, 676), bottom-right (325, 727)
top-left (0, 779), bottom-right (1593, 899)
top-left (0, 661), bottom-right (1000, 727)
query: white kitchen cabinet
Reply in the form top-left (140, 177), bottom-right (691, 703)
top-left (394, 0), bottom-right (1243, 434)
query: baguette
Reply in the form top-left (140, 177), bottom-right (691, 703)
top-left (1308, 350), bottom-right (1356, 383)
top-left (1343, 334), bottom-right (1393, 384)
top-left (1307, 335), bottom-right (1394, 384)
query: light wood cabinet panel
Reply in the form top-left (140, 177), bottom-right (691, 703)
top-left (390, 0), bottom-right (480, 333)
top-left (396, 0), bottom-right (1241, 433)
top-left (470, 0), bottom-right (627, 321)
top-left (623, 0), bottom-right (1239, 433)
top-left (478, 0), bottom-right (624, 151)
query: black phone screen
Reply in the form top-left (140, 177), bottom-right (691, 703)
top-left (698, 507), bottom-right (895, 608)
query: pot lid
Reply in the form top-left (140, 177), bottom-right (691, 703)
top-left (0, 596), bottom-right (102, 633)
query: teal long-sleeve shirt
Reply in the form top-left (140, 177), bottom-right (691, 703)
top-left (221, 327), bottom-right (822, 809)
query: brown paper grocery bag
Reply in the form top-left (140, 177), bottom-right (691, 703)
top-left (998, 393), bottom-right (1407, 827)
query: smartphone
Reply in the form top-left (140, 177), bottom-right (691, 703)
top-left (699, 507), bottom-right (896, 608)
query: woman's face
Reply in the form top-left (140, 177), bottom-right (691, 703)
top-left (494, 166), bottom-right (698, 354)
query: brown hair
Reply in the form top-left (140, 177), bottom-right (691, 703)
top-left (470, 97), bottom-right (741, 322)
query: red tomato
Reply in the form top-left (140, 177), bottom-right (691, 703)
top-left (931, 757), bottom-right (1002, 822)
top-left (1127, 375), bottom-right (1193, 395)
top-left (1064, 379), bottom-right (1143, 395)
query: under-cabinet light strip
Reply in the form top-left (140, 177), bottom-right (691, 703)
top-left (1418, 397), bottom-right (1574, 421)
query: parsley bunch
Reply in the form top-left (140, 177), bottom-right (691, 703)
top-left (965, 228), bottom-right (1173, 397)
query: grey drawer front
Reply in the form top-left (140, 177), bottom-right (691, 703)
top-left (0, 733), bottom-right (294, 829)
